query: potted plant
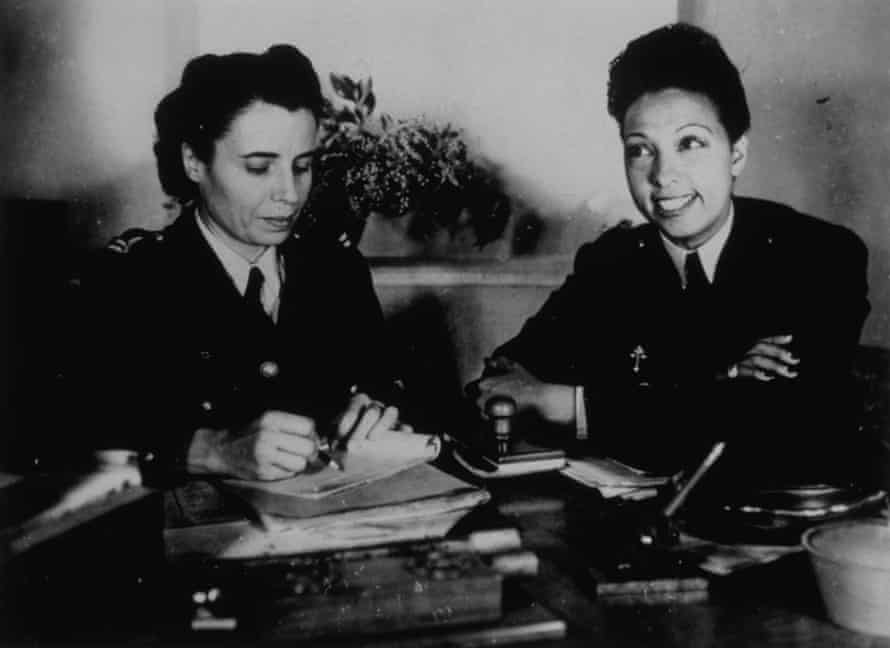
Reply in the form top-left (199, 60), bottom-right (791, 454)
top-left (305, 73), bottom-right (511, 258)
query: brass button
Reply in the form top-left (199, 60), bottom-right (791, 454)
top-left (259, 361), bottom-right (279, 379)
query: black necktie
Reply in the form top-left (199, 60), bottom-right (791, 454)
top-left (684, 251), bottom-right (709, 296)
top-left (244, 266), bottom-right (266, 317)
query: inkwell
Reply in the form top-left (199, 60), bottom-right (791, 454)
top-left (592, 442), bottom-right (726, 597)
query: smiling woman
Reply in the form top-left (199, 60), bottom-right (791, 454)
top-left (63, 45), bottom-right (407, 485)
top-left (469, 23), bottom-right (876, 493)
top-left (621, 88), bottom-right (747, 250)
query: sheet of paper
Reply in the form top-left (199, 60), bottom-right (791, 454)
top-left (679, 533), bottom-right (802, 575)
top-left (561, 457), bottom-right (673, 499)
top-left (223, 455), bottom-right (480, 521)
top-left (226, 430), bottom-right (441, 500)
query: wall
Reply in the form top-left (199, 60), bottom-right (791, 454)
top-left (681, 0), bottom-right (890, 346)
top-left (0, 0), bottom-right (196, 245)
top-left (195, 0), bottom-right (675, 252)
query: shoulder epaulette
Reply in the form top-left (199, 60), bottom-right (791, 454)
top-left (106, 228), bottom-right (164, 254)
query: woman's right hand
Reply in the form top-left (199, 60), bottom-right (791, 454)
top-left (467, 356), bottom-right (574, 425)
top-left (187, 410), bottom-right (320, 480)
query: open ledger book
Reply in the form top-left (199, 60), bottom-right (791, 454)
top-left (203, 430), bottom-right (490, 557)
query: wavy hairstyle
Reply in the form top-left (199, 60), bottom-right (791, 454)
top-left (607, 23), bottom-right (750, 143)
top-left (153, 44), bottom-right (324, 204)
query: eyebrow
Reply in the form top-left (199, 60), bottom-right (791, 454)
top-left (241, 148), bottom-right (317, 161)
top-left (623, 123), bottom-right (714, 140)
top-left (676, 123), bottom-right (713, 134)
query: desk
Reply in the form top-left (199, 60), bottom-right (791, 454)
top-left (160, 459), bottom-right (890, 648)
top-left (469, 472), bottom-right (890, 648)
top-left (4, 466), bottom-right (890, 647)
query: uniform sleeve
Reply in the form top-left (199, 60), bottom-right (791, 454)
top-left (69, 236), bottom-right (195, 482)
top-left (691, 222), bottom-right (873, 487)
top-left (492, 232), bottom-right (619, 385)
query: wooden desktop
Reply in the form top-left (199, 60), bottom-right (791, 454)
top-left (4, 456), bottom-right (890, 647)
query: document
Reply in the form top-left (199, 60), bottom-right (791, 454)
top-left (561, 457), bottom-right (673, 499)
top-left (164, 431), bottom-right (491, 558)
top-left (220, 431), bottom-right (488, 521)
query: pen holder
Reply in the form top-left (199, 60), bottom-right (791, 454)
top-left (591, 506), bottom-right (683, 574)
top-left (634, 513), bottom-right (680, 550)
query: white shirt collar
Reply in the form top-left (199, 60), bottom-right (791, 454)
top-left (660, 203), bottom-right (734, 286)
top-left (195, 212), bottom-right (282, 317)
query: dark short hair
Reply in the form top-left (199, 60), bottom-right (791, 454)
top-left (607, 23), bottom-right (750, 142)
top-left (153, 44), bottom-right (324, 203)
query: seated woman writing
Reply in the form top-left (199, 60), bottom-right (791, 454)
top-left (70, 45), bottom-right (405, 483)
top-left (469, 23), bottom-right (874, 488)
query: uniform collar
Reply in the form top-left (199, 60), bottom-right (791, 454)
top-left (660, 203), bottom-right (735, 286)
top-left (194, 211), bottom-right (281, 298)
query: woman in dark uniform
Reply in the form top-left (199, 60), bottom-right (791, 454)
top-left (75, 45), bottom-right (404, 483)
top-left (470, 24), bottom-right (872, 487)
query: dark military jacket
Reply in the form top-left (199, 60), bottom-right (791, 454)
top-left (495, 196), bottom-right (873, 486)
top-left (72, 209), bottom-right (397, 479)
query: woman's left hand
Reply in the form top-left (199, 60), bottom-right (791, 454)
top-left (725, 334), bottom-right (800, 382)
top-left (333, 392), bottom-right (409, 448)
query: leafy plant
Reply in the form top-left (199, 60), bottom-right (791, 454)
top-left (306, 73), bottom-right (510, 249)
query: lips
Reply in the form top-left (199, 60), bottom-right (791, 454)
top-left (653, 193), bottom-right (696, 215)
top-left (261, 215), bottom-right (296, 229)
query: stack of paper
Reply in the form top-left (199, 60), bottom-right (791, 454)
top-left (202, 431), bottom-right (489, 558)
top-left (561, 457), bottom-right (673, 500)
